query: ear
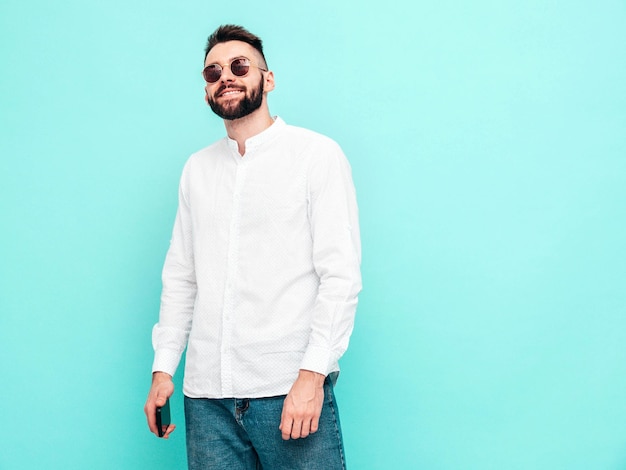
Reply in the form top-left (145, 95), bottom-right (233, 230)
top-left (264, 70), bottom-right (275, 93)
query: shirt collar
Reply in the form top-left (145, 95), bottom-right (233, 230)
top-left (226, 116), bottom-right (286, 155)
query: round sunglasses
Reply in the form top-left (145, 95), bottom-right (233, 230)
top-left (202, 57), bottom-right (267, 83)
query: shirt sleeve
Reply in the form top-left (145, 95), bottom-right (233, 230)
top-left (151, 161), bottom-right (196, 377)
top-left (299, 140), bottom-right (362, 376)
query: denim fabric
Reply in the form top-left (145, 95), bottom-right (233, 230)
top-left (184, 379), bottom-right (346, 469)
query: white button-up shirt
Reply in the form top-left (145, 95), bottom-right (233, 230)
top-left (152, 117), bottom-right (361, 398)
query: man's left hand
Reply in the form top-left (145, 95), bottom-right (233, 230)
top-left (279, 369), bottom-right (325, 440)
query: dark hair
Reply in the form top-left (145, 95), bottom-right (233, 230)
top-left (204, 24), bottom-right (267, 67)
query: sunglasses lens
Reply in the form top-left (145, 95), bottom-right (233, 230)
top-left (231, 58), bottom-right (250, 77)
top-left (203, 65), bottom-right (221, 83)
top-left (203, 59), bottom-right (253, 82)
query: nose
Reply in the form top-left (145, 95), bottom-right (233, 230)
top-left (219, 63), bottom-right (236, 82)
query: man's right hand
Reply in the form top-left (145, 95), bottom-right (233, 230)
top-left (144, 371), bottom-right (176, 438)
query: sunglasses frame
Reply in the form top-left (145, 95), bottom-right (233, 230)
top-left (202, 57), bottom-right (268, 83)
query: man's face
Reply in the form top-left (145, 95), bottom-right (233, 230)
top-left (204, 41), bottom-right (268, 121)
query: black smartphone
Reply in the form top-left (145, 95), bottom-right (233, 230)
top-left (156, 398), bottom-right (171, 438)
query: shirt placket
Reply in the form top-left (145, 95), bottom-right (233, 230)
top-left (221, 158), bottom-right (247, 397)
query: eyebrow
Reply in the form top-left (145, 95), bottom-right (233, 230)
top-left (206, 55), bottom-right (248, 65)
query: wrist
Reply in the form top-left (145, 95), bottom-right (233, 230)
top-left (152, 371), bottom-right (172, 384)
top-left (298, 369), bottom-right (325, 387)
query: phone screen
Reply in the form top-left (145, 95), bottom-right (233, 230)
top-left (156, 398), bottom-right (171, 438)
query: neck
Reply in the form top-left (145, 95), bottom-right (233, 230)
top-left (224, 105), bottom-right (274, 156)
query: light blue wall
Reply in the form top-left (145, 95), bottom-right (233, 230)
top-left (1, 1), bottom-right (625, 468)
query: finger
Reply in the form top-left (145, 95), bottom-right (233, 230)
top-left (279, 401), bottom-right (291, 439)
top-left (144, 401), bottom-right (157, 434)
top-left (299, 419), bottom-right (311, 439)
top-left (155, 394), bottom-right (167, 407)
top-left (310, 415), bottom-right (320, 434)
top-left (280, 419), bottom-right (293, 440)
top-left (162, 424), bottom-right (176, 439)
top-left (290, 419), bottom-right (302, 440)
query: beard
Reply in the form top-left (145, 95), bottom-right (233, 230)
top-left (208, 76), bottom-right (264, 120)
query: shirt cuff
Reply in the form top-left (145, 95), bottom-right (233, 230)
top-left (299, 344), bottom-right (335, 377)
top-left (152, 348), bottom-right (183, 377)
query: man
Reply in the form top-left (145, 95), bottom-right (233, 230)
top-left (144, 24), bottom-right (361, 470)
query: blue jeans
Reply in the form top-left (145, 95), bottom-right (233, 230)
top-left (184, 378), bottom-right (346, 469)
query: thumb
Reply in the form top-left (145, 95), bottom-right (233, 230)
top-left (155, 394), bottom-right (167, 407)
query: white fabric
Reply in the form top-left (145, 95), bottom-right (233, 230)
top-left (152, 117), bottom-right (361, 398)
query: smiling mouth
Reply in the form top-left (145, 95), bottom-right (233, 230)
top-left (218, 88), bottom-right (244, 98)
